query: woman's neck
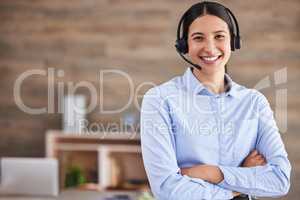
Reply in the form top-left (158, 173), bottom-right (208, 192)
top-left (192, 68), bottom-right (225, 94)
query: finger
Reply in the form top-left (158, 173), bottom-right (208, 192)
top-left (256, 159), bottom-right (265, 166)
top-left (262, 157), bottom-right (267, 163)
top-left (258, 156), bottom-right (268, 164)
top-left (258, 156), bottom-right (267, 162)
top-left (261, 154), bottom-right (266, 160)
top-left (181, 169), bottom-right (187, 175)
top-left (250, 156), bottom-right (263, 163)
top-left (256, 153), bottom-right (266, 159)
top-left (249, 150), bottom-right (258, 157)
top-left (258, 156), bottom-right (267, 163)
top-left (258, 158), bottom-right (265, 163)
top-left (260, 159), bottom-right (267, 166)
top-left (258, 152), bottom-right (267, 159)
top-left (255, 154), bottom-right (264, 159)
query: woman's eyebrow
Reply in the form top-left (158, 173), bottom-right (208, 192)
top-left (190, 30), bottom-right (227, 37)
top-left (214, 30), bottom-right (227, 34)
top-left (190, 32), bottom-right (204, 37)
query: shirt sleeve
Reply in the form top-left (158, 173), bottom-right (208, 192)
top-left (141, 88), bottom-right (234, 200)
top-left (218, 91), bottom-right (291, 197)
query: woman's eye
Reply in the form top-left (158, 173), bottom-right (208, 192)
top-left (193, 36), bottom-right (204, 41)
top-left (215, 35), bottom-right (225, 40)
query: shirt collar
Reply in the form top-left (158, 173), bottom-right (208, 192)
top-left (182, 67), bottom-right (239, 98)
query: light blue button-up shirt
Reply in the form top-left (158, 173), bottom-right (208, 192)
top-left (140, 67), bottom-right (291, 200)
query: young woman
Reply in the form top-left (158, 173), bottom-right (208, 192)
top-left (140, 1), bottom-right (291, 200)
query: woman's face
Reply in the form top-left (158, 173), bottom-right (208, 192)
top-left (187, 14), bottom-right (231, 74)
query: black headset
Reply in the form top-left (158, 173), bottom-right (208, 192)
top-left (175, 1), bottom-right (241, 69)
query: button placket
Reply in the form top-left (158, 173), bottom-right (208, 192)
top-left (217, 96), bottom-right (234, 165)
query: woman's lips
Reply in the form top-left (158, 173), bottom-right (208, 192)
top-left (199, 55), bottom-right (222, 64)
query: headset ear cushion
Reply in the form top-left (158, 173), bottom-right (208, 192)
top-left (175, 38), bottom-right (188, 54)
top-left (234, 36), bottom-right (241, 50)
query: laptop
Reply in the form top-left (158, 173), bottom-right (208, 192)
top-left (0, 157), bottom-right (59, 196)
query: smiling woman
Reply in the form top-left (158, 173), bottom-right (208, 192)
top-left (187, 15), bottom-right (231, 93)
top-left (188, 15), bottom-right (231, 68)
top-left (140, 1), bottom-right (291, 200)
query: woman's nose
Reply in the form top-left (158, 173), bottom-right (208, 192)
top-left (203, 39), bottom-right (216, 52)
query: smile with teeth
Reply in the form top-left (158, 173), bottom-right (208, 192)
top-left (199, 55), bottom-right (222, 63)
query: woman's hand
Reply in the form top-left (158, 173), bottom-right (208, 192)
top-left (232, 191), bottom-right (241, 197)
top-left (181, 165), bottom-right (224, 184)
top-left (180, 167), bottom-right (191, 177)
top-left (180, 166), bottom-right (208, 180)
top-left (242, 150), bottom-right (267, 167)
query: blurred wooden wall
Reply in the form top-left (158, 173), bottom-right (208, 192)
top-left (0, 0), bottom-right (299, 198)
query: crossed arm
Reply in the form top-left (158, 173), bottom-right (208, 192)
top-left (181, 150), bottom-right (267, 197)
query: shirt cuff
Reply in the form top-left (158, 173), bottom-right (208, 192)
top-left (223, 189), bottom-right (234, 199)
top-left (185, 174), bottom-right (234, 199)
top-left (218, 165), bottom-right (236, 188)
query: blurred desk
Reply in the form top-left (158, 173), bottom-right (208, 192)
top-left (45, 130), bottom-right (146, 190)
